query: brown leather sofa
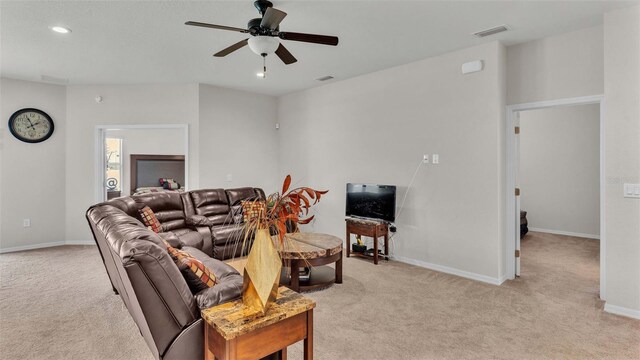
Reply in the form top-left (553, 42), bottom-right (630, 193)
top-left (86, 187), bottom-right (268, 360)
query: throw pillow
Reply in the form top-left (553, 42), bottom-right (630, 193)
top-left (159, 178), bottom-right (181, 190)
top-left (241, 200), bottom-right (267, 223)
top-left (139, 206), bottom-right (162, 233)
top-left (163, 240), bottom-right (217, 293)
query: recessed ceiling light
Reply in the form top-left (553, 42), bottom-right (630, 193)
top-left (51, 26), bottom-right (71, 34)
top-left (256, 72), bottom-right (265, 78)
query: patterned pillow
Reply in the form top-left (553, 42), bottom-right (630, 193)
top-left (241, 200), bottom-right (267, 223)
top-left (159, 178), bottom-right (181, 190)
top-left (139, 206), bottom-right (162, 233)
top-left (163, 240), bottom-right (217, 293)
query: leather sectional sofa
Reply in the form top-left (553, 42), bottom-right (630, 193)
top-left (86, 187), bottom-right (272, 360)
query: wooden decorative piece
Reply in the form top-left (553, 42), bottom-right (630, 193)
top-left (242, 228), bottom-right (282, 315)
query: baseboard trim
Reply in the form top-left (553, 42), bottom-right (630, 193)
top-left (0, 241), bottom-right (95, 254)
top-left (528, 227), bottom-right (600, 240)
top-left (391, 255), bottom-right (502, 286)
top-left (604, 303), bottom-right (640, 320)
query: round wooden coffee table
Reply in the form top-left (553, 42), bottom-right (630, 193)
top-left (278, 232), bottom-right (343, 292)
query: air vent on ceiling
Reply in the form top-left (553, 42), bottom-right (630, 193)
top-left (40, 75), bottom-right (69, 84)
top-left (315, 75), bottom-right (334, 82)
top-left (473, 25), bottom-right (509, 38)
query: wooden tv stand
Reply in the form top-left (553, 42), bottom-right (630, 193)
top-left (345, 218), bottom-right (389, 265)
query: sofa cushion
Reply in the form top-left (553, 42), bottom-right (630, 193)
top-left (190, 189), bottom-right (232, 226)
top-left (172, 228), bottom-right (204, 250)
top-left (134, 192), bottom-right (187, 231)
top-left (210, 224), bottom-right (244, 246)
top-left (139, 206), bottom-right (162, 233)
top-left (164, 241), bottom-right (217, 294)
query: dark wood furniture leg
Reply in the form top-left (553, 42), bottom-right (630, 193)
top-left (304, 309), bottom-right (313, 360)
top-left (384, 232), bottom-right (389, 260)
top-left (290, 259), bottom-right (300, 292)
top-left (335, 253), bottom-right (343, 284)
top-left (346, 228), bottom-right (351, 258)
top-left (373, 227), bottom-right (379, 265)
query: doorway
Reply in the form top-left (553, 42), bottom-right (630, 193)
top-left (505, 95), bottom-right (605, 300)
top-left (94, 124), bottom-right (189, 203)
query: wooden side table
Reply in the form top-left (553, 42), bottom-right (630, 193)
top-left (345, 218), bottom-right (389, 265)
top-left (201, 287), bottom-right (315, 360)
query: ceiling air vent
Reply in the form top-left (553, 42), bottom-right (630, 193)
top-left (473, 25), bottom-right (509, 38)
top-left (315, 75), bottom-right (334, 82)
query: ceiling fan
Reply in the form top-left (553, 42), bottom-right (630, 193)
top-left (185, 0), bottom-right (339, 76)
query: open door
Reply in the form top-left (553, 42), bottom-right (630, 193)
top-left (514, 112), bottom-right (521, 277)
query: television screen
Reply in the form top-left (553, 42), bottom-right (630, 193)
top-left (346, 183), bottom-right (396, 222)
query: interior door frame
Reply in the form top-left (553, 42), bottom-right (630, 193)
top-left (505, 95), bottom-right (605, 300)
top-left (94, 124), bottom-right (190, 203)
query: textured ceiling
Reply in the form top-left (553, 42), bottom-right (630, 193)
top-left (1, 0), bottom-right (637, 96)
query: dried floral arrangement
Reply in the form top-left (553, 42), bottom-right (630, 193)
top-left (241, 175), bottom-right (328, 249)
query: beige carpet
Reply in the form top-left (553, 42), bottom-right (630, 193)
top-left (1, 231), bottom-right (638, 359)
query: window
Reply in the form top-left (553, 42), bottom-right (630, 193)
top-left (105, 137), bottom-right (123, 194)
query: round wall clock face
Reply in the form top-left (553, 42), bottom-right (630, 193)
top-left (8, 108), bottom-right (55, 143)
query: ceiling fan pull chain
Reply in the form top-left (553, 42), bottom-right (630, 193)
top-left (263, 54), bottom-right (267, 77)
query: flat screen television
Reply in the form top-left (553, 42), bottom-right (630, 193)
top-left (346, 183), bottom-right (396, 222)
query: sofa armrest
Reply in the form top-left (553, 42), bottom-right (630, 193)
top-left (194, 227), bottom-right (213, 257)
top-left (186, 215), bottom-right (213, 227)
top-left (158, 232), bottom-right (185, 249)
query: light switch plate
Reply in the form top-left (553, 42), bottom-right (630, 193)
top-left (23, 219), bottom-right (31, 227)
top-left (432, 154), bottom-right (439, 164)
top-left (623, 183), bottom-right (640, 198)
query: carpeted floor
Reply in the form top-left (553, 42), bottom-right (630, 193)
top-left (1, 231), bottom-right (638, 359)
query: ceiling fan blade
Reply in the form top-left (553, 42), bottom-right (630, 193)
top-left (214, 39), bottom-right (249, 57)
top-left (275, 44), bottom-right (297, 65)
top-left (185, 21), bottom-right (248, 34)
top-left (260, 7), bottom-right (287, 30)
top-left (278, 32), bottom-right (339, 46)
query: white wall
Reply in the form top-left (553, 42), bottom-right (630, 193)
top-left (198, 84), bottom-right (280, 194)
top-left (0, 78), bottom-right (67, 250)
top-left (506, 8), bottom-right (640, 316)
top-left (603, 6), bottom-right (640, 315)
top-left (519, 104), bottom-right (600, 238)
top-left (278, 41), bottom-right (507, 283)
top-left (105, 128), bottom-right (186, 196)
top-left (65, 84), bottom-right (200, 241)
top-left (507, 26), bottom-right (604, 105)
top-left (0, 80), bottom-right (279, 248)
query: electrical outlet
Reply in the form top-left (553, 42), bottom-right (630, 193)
top-left (432, 154), bottom-right (439, 164)
top-left (226, 174), bottom-right (233, 182)
top-left (422, 154), bottom-right (429, 163)
top-left (624, 183), bottom-right (640, 198)
top-left (23, 219), bottom-right (31, 227)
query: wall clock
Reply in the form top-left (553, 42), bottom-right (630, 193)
top-left (8, 108), bottom-right (55, 143)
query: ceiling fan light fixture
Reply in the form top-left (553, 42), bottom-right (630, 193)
top-left (248, 36), bottom-right (279, 56)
